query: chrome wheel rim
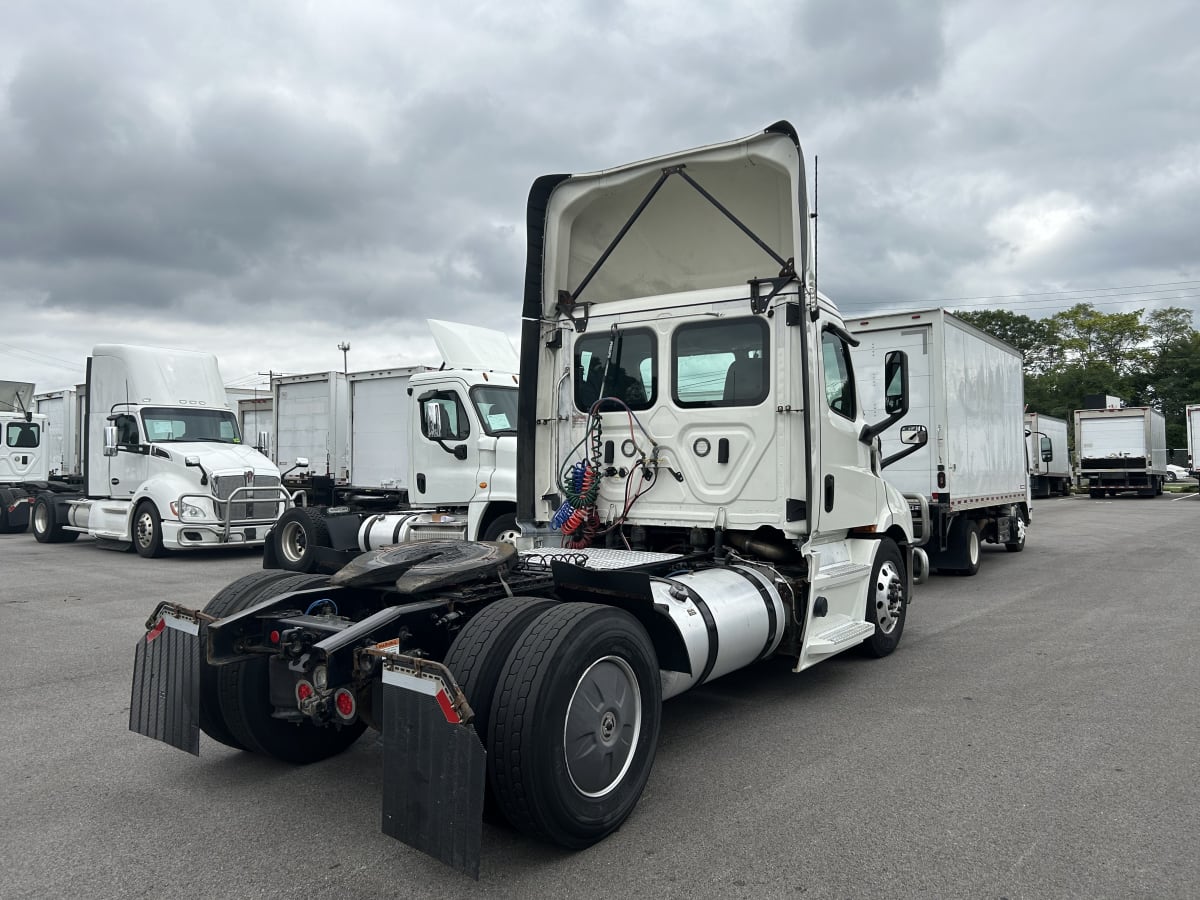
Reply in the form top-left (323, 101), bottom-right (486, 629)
top-left (874, 559), bottom-right (904, 635)
top-left (135, 511), bottom-right (155, 548)
top-left (564, 655), bottom-right (642, 798)
top-left (33, 503), bottom-right (48, 534)
top-left (968, 529), bottom-right (980, 565)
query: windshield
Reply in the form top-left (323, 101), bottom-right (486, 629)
top-left (141, 407), bottom-right (242, 443)
top-left (470, 386), bottom-right (518, 436)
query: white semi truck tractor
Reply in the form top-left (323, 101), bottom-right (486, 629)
top-left (0, 381), bottom-right (52, 533)
top-left (129, 121), bottom-right (928, 877)
top-left (30, 344), bottom-right (297, 556)
top-left (265, 319), bottom-right (520, 572)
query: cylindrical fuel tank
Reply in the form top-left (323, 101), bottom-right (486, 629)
top-left (357, 513), bottom-right (425, 551)
top-left (651, 565), bottom-right (787, 700)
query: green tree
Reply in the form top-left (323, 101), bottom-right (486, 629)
top-left (1051, 303), bottom-right (1149, 375)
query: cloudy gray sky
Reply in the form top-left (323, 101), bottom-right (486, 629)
top-left (2, 0), bottom-right (1198, 391)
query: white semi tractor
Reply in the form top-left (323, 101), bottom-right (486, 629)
top-left (265, 320), bottom-right (521, 572)
top-left (0, 381), bottom-right (53, 533)
top-left (130, 121), bottom-right (930, 877)
top-left (30, 344), bottom-right (296, 556)
top-left (1025, 412), bottom-right (1072, 497)
top-left (851, 308), bottom-right (1030, 575)
top-left (1074, 405), bottom-right (1168, 498)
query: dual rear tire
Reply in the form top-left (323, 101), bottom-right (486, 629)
top-left (446, 599), bottom-right (662, 848)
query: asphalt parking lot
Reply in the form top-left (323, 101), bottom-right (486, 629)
top-left (2, 492), bottom-right (1198, 900)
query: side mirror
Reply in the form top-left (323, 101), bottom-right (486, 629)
top-left (103, 425), bottom-right (119, 457)
top-left (424, 403), bottom-right (443, 439)
top-left (1040, 436), bottom-right (1053, 462)
top-left (257, 431), bottom-right (271, 457)
top-left (454, 444), bottom-right (468, 461)
top-left (295, 457), bottom-right (310, 469)
top-left (860, 350), bottom-right (911, 444)
top-left (184, 455), bottom-right (201, 467)
top-left (882, 424), bottom-right (928, 469)
top-left (883, 350), bottom-right (909, 416)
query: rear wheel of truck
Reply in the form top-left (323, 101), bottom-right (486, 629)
top-left (217, 573), bottom-right (367, 763)
top-left (133, 501), bottom-right (167, 558)
top-left (946, 517), bottom-right (981, 576)
top-left (489, 603), bottom-right (661, 848)
top-left (861, 538), bottom-right (907, 657)
top-left (481, 512), bottom-right (520, 544)
top-left (31, 494), bottom-right (79, 543)
top-left (1004, 516), bottom-right (1026, 553)
top-left (198, 571), bottom-right (325, 751)
top-left (272, 507), bottom-right (330, 572)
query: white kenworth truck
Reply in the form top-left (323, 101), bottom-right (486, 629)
top-left (130, 123), bottom-right (929, 878)
top-left (265, 320), bottom-right (521, 573)
top-left (30, 344), bottom-right (295, 556)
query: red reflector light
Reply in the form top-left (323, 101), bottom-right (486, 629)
top-left (146, 619), bottom-right (166, 643)
top-left (334, 688), bottom-right (356, 719)
top-left (269, 630), bottom-right (280, 644)
top-left (296, 681), bottom-right (314, 703)
top-left (435, 689), bottom-right (461, 724)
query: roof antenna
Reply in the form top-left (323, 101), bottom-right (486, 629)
top-left (811, 154), bottom-right (819, 305)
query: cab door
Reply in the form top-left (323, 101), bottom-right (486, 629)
top-left (410, 384), bottom-right (479, 506)
top-left (107, 412), bottom-right (148, 499)
top-left (811, 325), bottom-right (879, 534)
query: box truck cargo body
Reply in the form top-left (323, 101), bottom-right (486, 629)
top-left (1074, 407), bottom-right (1167, 497)
top-left (1186, 403), bottom-right (1200, 480)
top-left (34, 386), bottom-right (84, 478)
top-left (1025, 412), bottom-right (1072, 497)
top-left (272, 372), bottom-right (350, 480)
top-left (851, 308), bottom-right (1029, 575)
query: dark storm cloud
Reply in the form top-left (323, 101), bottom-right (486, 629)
top-left (1, 0), bottom-right (1198, 389)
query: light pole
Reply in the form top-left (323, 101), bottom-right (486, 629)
top-left (337, 341), bottom-right (350, 375)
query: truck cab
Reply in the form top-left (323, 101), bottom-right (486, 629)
top-left (0, 380), bottom-right (49, 532)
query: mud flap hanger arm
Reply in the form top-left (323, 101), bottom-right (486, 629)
top-left (556, 164), bottom-right (795, 330)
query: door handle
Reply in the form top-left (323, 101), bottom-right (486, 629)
top-left (824, 474), bottom-right (834, 512)
top-left (416, 473), bottom-right (426, 493)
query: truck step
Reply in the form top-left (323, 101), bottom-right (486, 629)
top-left (807, 620), bottom-right (875, 653)
top-left (811, 561), bottom-right (870, 588)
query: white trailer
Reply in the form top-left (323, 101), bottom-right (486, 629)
top-left (266, 321), bottom-right (523, 572)
top-left (34, 386), bottom-right (84, 479)
top-left (29, 345), bottom-right (296, 556)
top-left (1074, 406), bottom-right (1167, 497)
top-left (272, 371), bottom-right (350, 480)
top-left (851, 307), bottom-right (1030, 575)
top-left (225, 387), bottom-right (273, 456)
top-left (1025, 412), bottom-right (1072, 497)
top-left (1186, 403), bottom-right (1200, 480)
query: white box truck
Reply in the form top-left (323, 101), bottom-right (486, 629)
top-left (1074, 406), bottom-right (1167, 497)
top-left (851, 307), bottom-right (1030, 575)
top-left (1025, 412), bottom-right (1072, 497)
top-left (131, 120), bottom-right (929, 877)
top-left (1186, 403), bottom-right (1200, 480)
top-left (29, 345), bottom-right (298, 556)
top-left (266, 320), bottom-right (522, 572)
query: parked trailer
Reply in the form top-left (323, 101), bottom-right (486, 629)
top-left (34, 386), bottom-right (85, 479)
top-left (851, 307), bottom-right (1030, 575)
top-left (225, 387), bottom-right (273, 456)
top-left (130, 121), bottom-right (930, 877)
top-left (1186, 403), bottom-right (1200, 480)
top-left (29, 345), bottom-right (296, 555)
top-left (265, 321), bottom-right (521, 573)
top-left (1025, 412), bottom-right (1072, 497)
top-left (1074, 406), bottom-right (1167, 498)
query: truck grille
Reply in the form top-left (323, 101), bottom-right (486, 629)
top-left (213, 474), bottom-right (282, 521)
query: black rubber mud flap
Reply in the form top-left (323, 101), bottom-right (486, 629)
top-left (129, 611), bottom-right (201, 755)
top-left (380, 656), bottom-right (485, 879)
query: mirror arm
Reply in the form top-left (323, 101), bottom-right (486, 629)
top-left (859, 408), bottom-right (906, 445)
top-left (881, 440), bottom-right (925, 469)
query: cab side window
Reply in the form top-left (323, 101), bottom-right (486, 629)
top-left (113, 414), bottom-right (140, 445)
top-left (421, 394), bottom-right (469, 441)
top-left (821, 331), bottom-right (857, 420)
